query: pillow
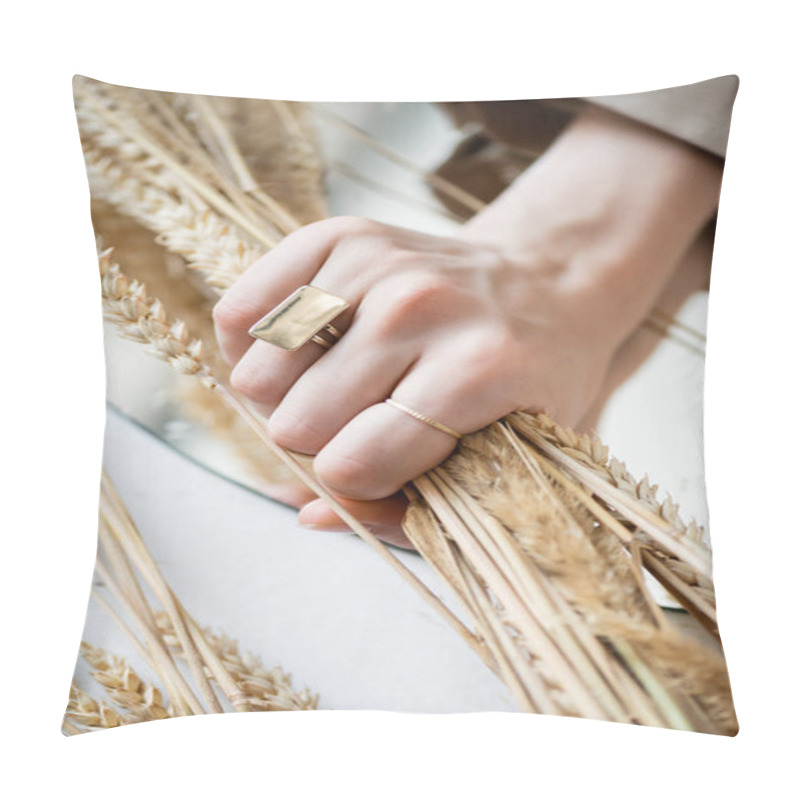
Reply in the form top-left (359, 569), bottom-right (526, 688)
top-left (63, 75), bottom-right (738, 734)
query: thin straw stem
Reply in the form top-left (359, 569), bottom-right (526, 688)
top-left (93, 559), bottom-right (206, 715)
top-left (94, 526), bottom-right (198, 716)
top-left (416, 472), bottom-right (612, 721)
top-left (454, 554), bottom-right (544, 714)
top-left (428, 470), bottom-right (653, 724)
top-left (311, 105), bottom-right (486, 214)
top-left (77, 86), bottom-right (278, 249)
top-left (218, 390), bottom-right (486, 662)
top-left (190, 95), bottom-right (302, 233)
top-left (100, 485), bottom-right (224, 713)
top-left (90, 587), bottom-right (189, 717)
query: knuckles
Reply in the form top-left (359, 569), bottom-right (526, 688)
top-left (313, 448), bottom-right (393, 501)
top-left (368, 272), bottom-right (458, 337)
top-left (229, 358), bottom-right (283, 409)
top-left (267, 407), bottom-right (328, 455)
top-left (314, 215), bottom-right (381, 243)
top-left (212, 296), bottom-right (254, 336)
top-left (469, 325), bottom-right (527, 374)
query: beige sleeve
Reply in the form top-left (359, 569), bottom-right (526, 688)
top-left (584, 75), bottom-right (739, 159)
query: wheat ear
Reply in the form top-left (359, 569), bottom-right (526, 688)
top-left (98, 250), bottom-right (484, 664)
top-left (78, 643), bottom-right (171, 722)
top-left (85, 148), bottom-right (263, 291)
top-left (65, 471), bottom-right (319, 734)
top-left (156, 613), bottom-right (318, 712)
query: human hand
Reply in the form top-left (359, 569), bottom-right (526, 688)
top-left (214, 105), bottom-right (723, 546)
top-left (294, 224), bottom-right (717, 547)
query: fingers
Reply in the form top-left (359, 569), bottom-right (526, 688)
top-left (222, 219), bottom-right (421, 417)
top-left (298, 494), bottom-right (412, 549)
top-left (229, 335), bottom-right (338, 416)
top-left (229, 267), bottom-right (457, 444)
top-left (213, 217), bottom-right (371, 365)
top-left (217, 218), bottom-right (523, 505)
top-left (265, 311), bottom-right (420, 453)
top-left (310, 404), bottom-right (458, 501)
top-left (310, 346), bottom-right (514, 501)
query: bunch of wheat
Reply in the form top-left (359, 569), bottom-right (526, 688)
top-left (64, 473), bottom-right (317, 735)
top-left (73, 77), bottom-right (735, 733)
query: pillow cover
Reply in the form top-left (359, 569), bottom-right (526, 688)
top-left (64, 75), bottom-right (738, 734)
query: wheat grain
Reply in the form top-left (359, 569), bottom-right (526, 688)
top-left (64, 684), bottom-right (125, 733)
top-left (79, 643), bottom-right (172, 722)
top-left (155, 613), bottom-right (318, 712)
top-left (87, 148), bottom-right (263, 291)
top-left (99, 250), bottom-right (218, 388)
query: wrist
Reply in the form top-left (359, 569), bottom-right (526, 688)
top-left (459, 106), bottom-right (723, 345)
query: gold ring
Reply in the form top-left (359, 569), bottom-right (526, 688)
top-left (384, 399), bottom-right (463, 440)
top-left (248, 285), bottom-right (349, 351)
top-left (310, 334), bottom-right (333, 350)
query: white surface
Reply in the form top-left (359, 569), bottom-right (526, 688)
top-left (81, 407), bottom-right (515, 713)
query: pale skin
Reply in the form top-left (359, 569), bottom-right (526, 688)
top-left (213, 106), bottom-right (725, 548)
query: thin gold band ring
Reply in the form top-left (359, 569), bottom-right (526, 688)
top-left (384, 399), bottom-right (463, 440)
top-left (310, 334), bottom-right (334, 350)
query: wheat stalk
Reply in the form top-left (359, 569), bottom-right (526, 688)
top-left (156, 613), bottom-right (318, 712)
top-left (79, 643), bottom-right (171, 722)
top-left (97, 250), bottom-right (484, 663)
top-left (64, 473), bottom-right (318, 735)
top-left (507, 413), bottom-right (718, 633)
top-left (99, 250), bottom-right (218, 388)
top-left (416, 420), bottom-right (734, 731)
top-left (85, 147), bottom-right (262, 291)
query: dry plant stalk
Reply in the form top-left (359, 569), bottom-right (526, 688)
top-left (76, 78), bottom-right (735, 733)
top-left (405, 421), bottom-right (734, 731)
top-left (64, 473), bottom-right (317, 735)
top-left (96, 250), bottom-right (482, 658)
top-left (77, 77), bottom-right (327, 494)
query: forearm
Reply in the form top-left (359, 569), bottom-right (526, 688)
top-left (460, 106), bottom-right (724, 351)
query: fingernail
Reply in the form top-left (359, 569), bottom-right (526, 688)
top-left (298, 521), bottom-right (353, 533)
top-left (297, 500), bottom-right (341, 529)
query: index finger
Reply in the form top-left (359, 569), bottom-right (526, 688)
top-left (212, 221), bottom-right (341, 365)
